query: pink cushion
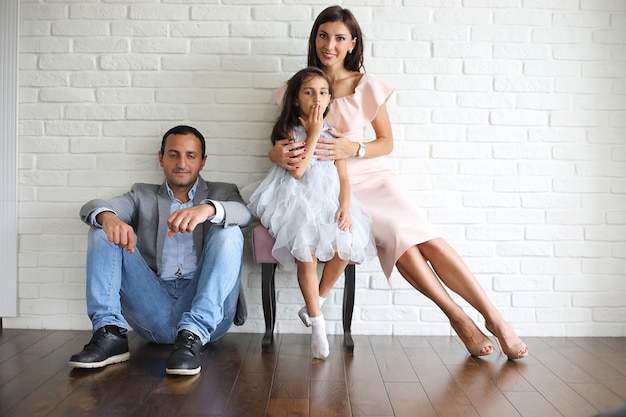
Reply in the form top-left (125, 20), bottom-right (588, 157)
top-left (251, 224), bottom-right (278, 263)
top-left (251, 224), bottom-right (358, 265)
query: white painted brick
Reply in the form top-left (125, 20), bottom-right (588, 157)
top-left (523, 194), bottom-right (582, 209)
top-left (433, 41), bottom-right (492, 58)
top-left (494, 43), bottom-right (551, 60)
top-left (463, 59), bottom-right (521, 75)
top-left (493, 144), bottom-right (551, 159)
top-left (526, 225), bottom-right (584, 241)
top-left (471, 26), bottom-right (530, 43)
top-left (532, 27), bottom-right (592, 44)
top-left (495, 177), bottom-right (552, 192)
top-left (494, 10), bottom-right (551, 26)
top-left (581, 0), bottom-right (626, 11)
top-left (100, 54), bottom-right (159, 71)
top-left (513, 292), bottom-right (572, 307)
top-left (458, 92), bottom-right (516, 109)
top-left (460, 160), bottom-right (517, 176)
top-left (528, 127), bottom-right (586, 143)
top-left (487, 208), bottom-right (545, 224)
top-left (556, 78), bottom-right (612, 94)
top-left (555, 242), bottom-right (613, 258)
top-left (404, 0), bottom-right (461, 6)
top-left (524, 0), bottom-right (580, 10)
top-left (594, 309), bottom-right (626, 322)
top-left (517, 94), bottom-right (570, 110)
top-left (40, 87), bottom-right (95, 103)
top-left (467, 126), bottom-right (526, 142)
top-left (111, 21), bottom-right (168, 37)
top-left (463, 192), bottom-right (520, 208)
top-left (432, 108), bottom-right (488, 124)
top-left (411, 25), bottom-right (468, 41)
top-left (466, 225), bottom-right (524, 241)
top-left (582, 62), bottom-right (626, 78)
top-left (490, 109), bottom-right (548, 126)
top-left (573, 292), bottom-right (624, 307)
top-left (537, 308), bottom-right (592, 323)
top-left (550, 111), bottom-right (608, 127)
top-left (66, 104), bottom-right (125, 120)
top-left (524, 61), bottom-right (581, 77)
top-left (494, 77), bottom-right (553, 93)
top-left (494, 274), bottom-right (553, 291)
top-left (554, 45), bottom-right (611, 61)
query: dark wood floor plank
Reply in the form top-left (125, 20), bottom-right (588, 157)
top-left (310, 380), bottom-right (350, 417)
top-left (505, 391), bottom-right (563, 417)
top-left (572, 337), bottom-right (626, 377)
top-left (448, 362), bottom-right (522, 417)
top-left (569, 382), bottom-right (626, 413)
top-left (370, 336), bottom-right (419, 383)
top-left (345, 337), bottom-right (395, 416)
top-left (472, 355), bottom-right (535, 392)
top-left (0, 329), bottom-right (53, 365)
top-left (385, 382), bottom-right (437, 417)
top-left (180, 333), bottom-right (254, 415)
top-left (517, 338), bottom-right (597, 417)
top-left (404, 341), bottom-right (472, 408)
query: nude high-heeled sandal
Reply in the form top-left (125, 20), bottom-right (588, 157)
top-left (486, 323), bottom-right (528, 360)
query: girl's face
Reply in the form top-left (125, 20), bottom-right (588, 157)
top-left (315, 21), bottom-right (357, 69)
top-left (296, 75), bottom-right (331, 117)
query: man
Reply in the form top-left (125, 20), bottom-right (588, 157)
top-left (69, 125), bottom-right (252, 376)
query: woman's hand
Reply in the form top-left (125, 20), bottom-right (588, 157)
top-left (315, 128), bottom-right (358, 161)
top-left (268, 138), bottom-right (307, 171)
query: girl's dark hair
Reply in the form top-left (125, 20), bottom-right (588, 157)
top-left (161, 125), bottom-right (206, 158)
top-left (271, 67), bottom-right (333, 144)
top-left (307, 5), bottom-right (364, 72)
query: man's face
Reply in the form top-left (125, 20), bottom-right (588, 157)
top-left (158, 133), bottom-right (206, 192)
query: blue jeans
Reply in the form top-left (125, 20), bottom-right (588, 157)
top-left (85, 226), bottom-right (244, 345)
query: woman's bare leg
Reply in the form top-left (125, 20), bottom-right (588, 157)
top-left (395, 245), bottom-right (493, 356)
top-left (417, 238), bottom-right (527, 359)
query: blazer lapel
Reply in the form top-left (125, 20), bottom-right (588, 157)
top-left (156, 182), bottom-right (170, 274)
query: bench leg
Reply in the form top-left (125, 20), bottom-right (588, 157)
top-left (261, 262), bottom-right (277, 348)
top-left (343, 264), bottom-right (355, 352)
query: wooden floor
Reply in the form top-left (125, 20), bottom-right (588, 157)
top-left (0, 329), bottom-right (625, 417)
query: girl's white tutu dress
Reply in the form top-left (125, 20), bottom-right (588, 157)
top-left (248, 124), bottom-right (376, 270)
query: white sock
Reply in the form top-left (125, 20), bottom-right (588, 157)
top-left (310, 314), bottom-right (329, 359)
top-left (298, 296), bottom-right (326, 327)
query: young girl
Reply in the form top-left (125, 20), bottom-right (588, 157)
top-left (248, 67), bottom-right (375, 359)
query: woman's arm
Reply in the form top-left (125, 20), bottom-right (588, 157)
top-left (315, 102), bottom-right (394, 161)
top-left (335, 159), bottom-right (352, 231)
top-left (268, 138), bottom-right (307, 171)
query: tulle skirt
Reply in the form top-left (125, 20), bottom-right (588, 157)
top-left (247, 161), bottom-right (376, 270)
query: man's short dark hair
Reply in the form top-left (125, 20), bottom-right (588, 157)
top-left (161, 125), bottom-right (206, 158)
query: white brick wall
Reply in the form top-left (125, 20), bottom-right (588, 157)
top-left (7, 0), bottom-right (625, 337)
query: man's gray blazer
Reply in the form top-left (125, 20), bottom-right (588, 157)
top-left (80, 176), bottom-right (253, 325)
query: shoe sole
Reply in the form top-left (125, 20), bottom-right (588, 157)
top-left (68, 352), bottom-right (130, 369)
top-left (165, 366), bottom-right (201, 376)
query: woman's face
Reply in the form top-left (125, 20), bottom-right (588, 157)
top-left (315, 21), bottom-right (356, 69)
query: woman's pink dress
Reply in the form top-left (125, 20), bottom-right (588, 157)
top-left (275, 74), bottom-right (441, 279)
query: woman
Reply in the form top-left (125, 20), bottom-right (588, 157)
top-left (269, 5), bottom-right (527, 360)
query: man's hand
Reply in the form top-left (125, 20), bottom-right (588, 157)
top-left (98, 211), bottom-right (137, 253)
top-left (167, 204), bottom-right (216, 237)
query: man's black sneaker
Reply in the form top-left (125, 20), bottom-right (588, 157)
top-left (166, 329), bottom-right (202, 376)
top-left (68, 326), bottom-right (130, 369)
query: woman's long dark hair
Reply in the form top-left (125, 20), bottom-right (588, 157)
top-left (271, 67), bottom-right (333, 144)
top-left (307, 5), bottom-right (364, 72)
